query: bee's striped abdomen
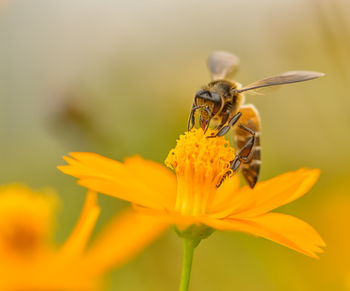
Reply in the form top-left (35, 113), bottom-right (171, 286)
top-left (234, 104), bottom-right (261, 188)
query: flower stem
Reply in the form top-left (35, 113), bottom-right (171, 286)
top-left (179, 238), bottom-right (195, 291)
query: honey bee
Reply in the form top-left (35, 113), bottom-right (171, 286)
top-left (188, 51), bottom-right (324, 188)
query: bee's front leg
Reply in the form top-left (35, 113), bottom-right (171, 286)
top-left (214, 111), bottom-right (230, 132)
top-left (208, 111), bottom-right (242, 138)
top-left (187, 104), bottom-right (200, 131)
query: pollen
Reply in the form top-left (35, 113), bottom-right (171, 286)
top-left (165, 128), bottom-right (235, 216)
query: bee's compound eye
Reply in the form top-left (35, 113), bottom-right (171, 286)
top-left (210, 92), bottom-right (221, 103)
top-left (210, 93), bottom-right (222, 115)
top-left (195, 89), bottom-right (204, 98)
top-left (195, 90), bottom-right (211, 100)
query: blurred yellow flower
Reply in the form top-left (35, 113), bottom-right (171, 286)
top-left (0, 184), bottom-right (57, 259)
top-left (59, 128), bottom-right (325, 258)
top-left (0, 184), bottom-right (166, 290)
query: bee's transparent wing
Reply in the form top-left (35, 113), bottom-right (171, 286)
top-left (237, 71), bottom-right (324, 93)
top-left (208, 51), bottom-right (240, 80)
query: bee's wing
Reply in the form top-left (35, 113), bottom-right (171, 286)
top-left (235, 104), bottom-right (261, 188)
top-left (208, 51), bottom-right (240, 81)
top-left (237, 71), bottom-right (324, 93)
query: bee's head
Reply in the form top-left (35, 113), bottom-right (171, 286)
top-left (194, 89), bottom-right (222, 116)
top-left (193, 89), bottom-right (222, 130)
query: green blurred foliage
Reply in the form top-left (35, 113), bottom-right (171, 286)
top-left (0, 0), bottom-right (350, 290)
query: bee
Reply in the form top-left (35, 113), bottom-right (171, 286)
top-left (188, 51), bottom-right (324, 188)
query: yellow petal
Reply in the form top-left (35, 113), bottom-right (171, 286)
top-left (124, 156), bottom-right (177, 208)
top-left (208, 175), bottom-right (240, 213)
top-left (58, 152), bottom-right (176, 210)
top-left (201, 212), bottom-right (325, 258)
top-left (83, 208), bottom-right (169, 275)
top-left (60, 190), bottom-right (100, 258)
top-left (213, 168), bottom-right (320, 218)
top-left (133, 204), bottom-right (206, 228)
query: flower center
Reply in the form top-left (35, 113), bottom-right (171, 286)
top-left (1, 220), bottom-right (42, 256)
top-left (0, 185), bottom-right (56, 259)
top-left (165, 129), bottom-right (235, 216)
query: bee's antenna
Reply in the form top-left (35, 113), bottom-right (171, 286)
top-left (231, 88), bottom-right (240, 94)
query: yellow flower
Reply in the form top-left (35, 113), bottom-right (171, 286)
top-left (0, 184), bottom-right (166, 290)
top-left (59, 128), bottom-right (325, 258)
top-left (0, 184), bottom-right (56, 259)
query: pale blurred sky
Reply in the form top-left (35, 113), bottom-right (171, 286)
top-left (0, 0), bottom-right (338, 90)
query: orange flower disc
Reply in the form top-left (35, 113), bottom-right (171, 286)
top-left (165, 129), bottom-right (234, 216)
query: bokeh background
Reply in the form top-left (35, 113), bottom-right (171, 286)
top-left (1, 0), bottom-right (350, 290)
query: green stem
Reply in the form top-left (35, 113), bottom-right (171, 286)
top-left (179, 238), bottom-right (195, 291)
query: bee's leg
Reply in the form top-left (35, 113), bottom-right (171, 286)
top-left (230, 135), bottom-right (255, 170)
top-left (237, 123), bottom-right (255, 137)
top-left (203, 117), bottom-right (212, 133)
top-left (187, 105), bottom-right (200, 131)
top-left (208, 112), bottom-right (242, 138)
top-left (216, 125), bottom-right (256, 187)
top-left (229, 124), bottom-right (256, 171)
top-left (214, 111), bottom-right (230, 132)
top-left (198, 106), bottom-right (213, 133)
top-left (233, 124), bottom-right (256, 165)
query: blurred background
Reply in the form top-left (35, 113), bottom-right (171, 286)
top-left (0, 0), bottom-right (350, 290)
